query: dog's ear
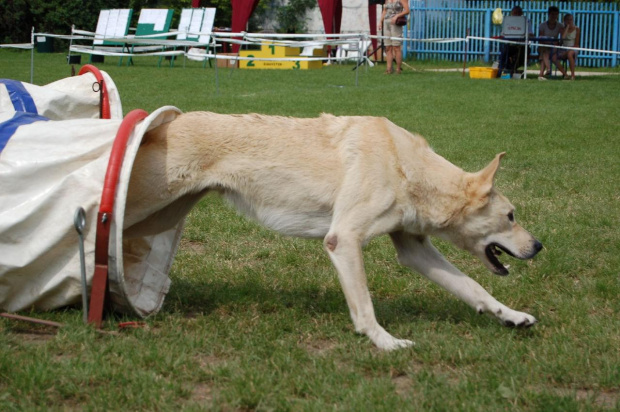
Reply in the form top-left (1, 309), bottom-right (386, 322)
top-left (477, 152), bottom-right (505, 193)
top-left (466, 152), bottom-right (505, 206)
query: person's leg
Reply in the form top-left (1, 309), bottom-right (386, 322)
top-left (394, 45), bottom-right (402, 73)
top-left (568, 51), bottom-right (576, 79)
top-left (385, 46), bottom-right (393, 73)
top-left (544, 49), bottom-right (551, 74)
top-left (539, 49), bottom-right (549, 78)
top-left (383, 23), bottom-right (394, 74)
top-left (394, 24), bottom-right (404, 74)
top-left (552, 51), bottom-right (568, 77)
top-left (513, 45), bottom-right (526, 73)
top-left (497, 45), bottom-right (507, 78)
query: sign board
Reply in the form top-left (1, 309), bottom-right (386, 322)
top-left (136, 9), bottom-right (174, 39)
top-left (94, 9), bottom-right (133, 45)
top-left (501, 16), bottom-right (527, 37)
top-left (177, 8), bottom-right (216, 44)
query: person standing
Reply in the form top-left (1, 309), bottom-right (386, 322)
top-left (538, 6), bottom-right (565, 80)
top-left (379, 0), bottom-right (410, 74)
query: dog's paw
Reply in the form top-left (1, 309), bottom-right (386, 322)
top-left (376, 336), bottom-right (415, 351)
top-left (388, 338), bottom-right (415, 351)
top-left (500, 310), bottom-right (537, 328)
top-left (368, 328), bottom-right (415, 351)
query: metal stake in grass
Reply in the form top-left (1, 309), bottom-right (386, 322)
top-left (74, 207), bottom-right (88, 323)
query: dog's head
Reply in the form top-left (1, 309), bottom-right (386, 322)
top-left (443, 153), bottom-right (543, 275)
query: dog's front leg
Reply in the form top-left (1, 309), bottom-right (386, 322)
top-left (324, 231), bottom-right (414, 350)
top-left (390, 232), bottom-right (537, 327)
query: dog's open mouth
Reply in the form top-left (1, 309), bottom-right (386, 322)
top-left (485, 243), bottom-right (515, 276)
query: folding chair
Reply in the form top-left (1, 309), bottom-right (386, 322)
top-left (171, 8), bottom-right (217, 68)
top-left (129, 9), bottom-right (174, 67)
top-left (337, 39), bottom-right (371, 64)
top-left (91, 9), bottom-right (133, 65)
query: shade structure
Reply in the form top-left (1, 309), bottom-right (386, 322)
top-left (231, 0), bottom-right (261, 53)
top-left (318, 0), bottom-right (343, 35)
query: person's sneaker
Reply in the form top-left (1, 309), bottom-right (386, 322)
top-left (538, 76), bottom-right (547, 81)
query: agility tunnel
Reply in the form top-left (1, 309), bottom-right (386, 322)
top-left (0, 66), bottom-right (184, 321)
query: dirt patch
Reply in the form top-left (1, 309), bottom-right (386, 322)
top-left (392, 373), bottom-right (414, 397)
top-left (187, 355), bottom-right (227, 406)
top-left (529, 386), bottom-right (619, 409)
top-left (569, 388), bottom-right (618, 409)
top-left (13, 329), bottom-right (57, 344)
top-left (191, 382), bottom-right (214, 402)
top-left (300, 338), bottom-right (338, 356)
top-left (180, 239), bottom-right (206, 254)
top-left (196, 354), bottom-right (227, 369)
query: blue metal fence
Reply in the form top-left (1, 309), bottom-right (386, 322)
top-left (404, 0), bottom-right (619, 67)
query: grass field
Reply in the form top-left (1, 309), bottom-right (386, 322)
top-left (1, 50), bottom-right (619, 411)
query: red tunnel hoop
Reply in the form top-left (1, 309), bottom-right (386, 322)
top-left (78, 64), bottom-right (111, 120)
top-left (88, 109), bottom-right (149, 327)
top-left (99, 109), bottom-right (148, 213)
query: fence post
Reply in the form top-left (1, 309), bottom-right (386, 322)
top-left (484, 8), bottom-right (491, 62)
top-left (614, 11), bottom-right (619, 67)
top-left (403, 10), bottom-right (410, 57)
top-left (463, 28), bottom-right (470, 77)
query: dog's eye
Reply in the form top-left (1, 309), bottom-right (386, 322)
top-left (508, 212), bottom-right (515, 222)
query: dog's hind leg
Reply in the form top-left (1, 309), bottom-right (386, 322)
top-left (390, 231), bottom-right (537, 328)
top-left (324, 231), bottom-right (414, 350)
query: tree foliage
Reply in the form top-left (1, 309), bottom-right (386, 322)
top-left (0, 0), bottom-right (201, 44)
top-left (274, 0), bottom-right (316, 33)
top-left (0, 0), bottom-right (324, 44)
top-left (0, 0), bottom-right (127, 44)
top-left (202, 0), bottom-right (233, 29)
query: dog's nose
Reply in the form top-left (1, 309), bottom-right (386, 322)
top-left (533, 240), bottom-right (543, 253)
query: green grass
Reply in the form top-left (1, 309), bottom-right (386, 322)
top-left (1, 50), bottom-right (619, 411)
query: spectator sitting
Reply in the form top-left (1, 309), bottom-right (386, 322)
top-left (538, 6), bottom-right (565, 81)
top-left (555, 13), bottom-right (580, 80)
top-left (496, 6), bottom-right (534, 78)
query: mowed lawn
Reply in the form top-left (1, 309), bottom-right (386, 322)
top-left (1, 50), bottom-right (619, 411)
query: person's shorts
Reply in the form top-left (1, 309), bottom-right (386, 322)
top-left (557, 49), bottom-right (577, 60)
top-left (383, 21), bottom-right (404, 47)
top-left (538, 42), bottom-right (554, 56)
